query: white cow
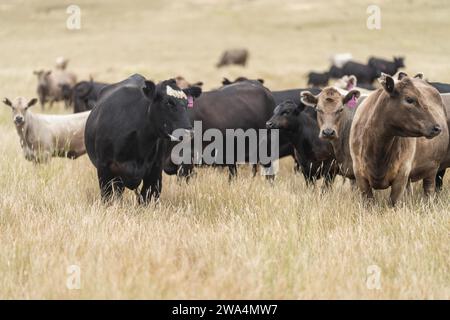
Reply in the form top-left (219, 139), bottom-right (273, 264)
top-left (3, 97), bottom-right (89, 163)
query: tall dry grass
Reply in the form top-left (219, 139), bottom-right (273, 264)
top-left (0, 0), bottom-right (449, 299)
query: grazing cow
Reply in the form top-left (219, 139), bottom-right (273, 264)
top-left (300, 87), bottom-right (362, 179)
top-left (266, 100), bottom-right (338, 187)
top-left (430, 82), bottom-right (450, 94)
top-left (216, 48), bottom-right (249, 68)
top-left (33, 69), bottom-right (77, 109)
top-left (341, 61), bottom-right (380, 85)
top-left (350, 75), bottom-right (449, 206)
top-left (174, 76), bottom-right (203, 89)
top-left (330, 53), bottom-right (353, 68)
top-left (3, 97), bottom-right (89, 163)
top-left (368, 56), bottom-right (405, 76)
top-left (85, 74), bottom-right (202, 203)
top-left (329, 65), bottom-right (344, 79)
top-left (72, 79), bottom-right (108, 113)
top-left (307, 72), bottom-right (329, 87)
top-left (164, 80), bottom-right (277, 180)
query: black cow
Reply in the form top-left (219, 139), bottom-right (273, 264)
top-left (72, 79), bottom-right (108, 113)
top-left (266, 100), bottom-right (338, 186)
top-left (164, 80), bottom-right (277, 180)
top-left (430, 82), bottom-right (450, 93)
top-left (368, 56), bottom-right (405, 76)
top-left (329, 65), bottom-right (344, 79)
top-left (341, 61), bottom-right (380, 85)
top-left (307, 72), bottom-right (329, 87)
top-left (85, 74), bottom-right (202, 203)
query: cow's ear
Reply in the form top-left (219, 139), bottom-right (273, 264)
top-left (45, 70), bottom-right (52, 76)
top-left (414, 72), bottom-right (424, 80)
top-left (27, 98), bottom-right (38, 109)
top-left (193, 81), bottom-right (204, 87)
top-left (257, 78), bottom-right (265, 84)
top-left (379, 74), bottom-right (396, 96)
top-left (300, 91), bottom-right (318, 107)
top-left (343, 90), bottom-right (360, 105)
top-left (3, 98), bottom-right (12, 108)
top-left (183, 86), bottom-right (202, 98)
top-left (222, 78), bottom-right (232, 86)
top-left (348, 75), bottom-right (357, 87)
top-left (142, 80), bottom-right (156, 100)
top-left (397, 72), bottom-right (408, 80)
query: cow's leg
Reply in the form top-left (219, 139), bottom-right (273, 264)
top-left (140, 164), bottom-right (163, 205)
top-left (389, 175), bottom-right (409, 207)
top-left (435, 169), bottom-right (445, 192)
top-left (423, 174), bottom-right (436, 197)
top-left (355, 175), bottom-right (373, 201)
top-left (177, 164), bottom-right (194, 183)
top-left (97, 166), bottom-right (123, 203)
top-left (228, 165), bottom-right (237, 181)
top-left (252, 164), bottom-right (258, 177)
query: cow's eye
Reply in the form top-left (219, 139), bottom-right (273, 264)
top-left (281, 111), bottom-right (289, 116)
top-left (317, 109), bottom-right (324, 114)
top-left (336, 108), bottom-right (344, 114)
top-left (405, 97), bottom-right (416, 104)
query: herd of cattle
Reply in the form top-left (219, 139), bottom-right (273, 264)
top-left (3, 55), bottom-right (450, 206)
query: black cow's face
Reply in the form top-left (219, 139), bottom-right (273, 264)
top-left (266, 100), bottom-right (301, 132)
top-left (146, 79), bottom-right (202, 140)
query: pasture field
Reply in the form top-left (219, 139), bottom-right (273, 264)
top-left (0, 0), bottom-right (449, 299)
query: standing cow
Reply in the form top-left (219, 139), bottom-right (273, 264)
top-left (85, 74), bottom-right (201, 203)
top-left (350, 74), bottom-right (448, 206)
top-left (33, 69), bottom-right (77, 109)
top-left (3, 97), bottom-right (89, 163)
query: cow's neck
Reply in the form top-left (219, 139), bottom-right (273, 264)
top-left (366, 109), bottom-right (403, 177)
top-left (331, 108), bottom-right (355, 177)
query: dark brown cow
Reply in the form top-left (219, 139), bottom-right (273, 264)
top-left (350, 75), bottom-right (449, 206)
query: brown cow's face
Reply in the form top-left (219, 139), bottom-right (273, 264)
top-left (301, 88), bottom-right (360, 140)
top-left (381, 76), bottom-right (442, 139)
top-left (2, 97), bottom-right (37, 127)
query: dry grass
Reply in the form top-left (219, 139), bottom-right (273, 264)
top-left (0, 0), bottom-right (449, 299)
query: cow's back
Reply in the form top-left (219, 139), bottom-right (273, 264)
top-left (85, 75), bottom-right (149, 168)
top-left (191, 81), bottom-right (274, 131)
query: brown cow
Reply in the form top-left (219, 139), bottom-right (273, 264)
top-left (216, 48), bottom-right (249, 68)
top-left (350, 75), bottom-right (449, 206)
top-left (301, 87), bottom-right (361, 179)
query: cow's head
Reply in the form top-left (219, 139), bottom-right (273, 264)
top-left (394, 56), bottom-right (405, 69)
top-left (378, 74), bottom-right (442, 139)
top-left (144, 79), bottom-right (202, 140)
top-left (266, 100), bottom-right (303, 132)
top-left (3, 97), bottom-right (38, 127)
top-left (301, 87), bottom-right (360, 140)
top-left (33, 70), bottom-right (52, 87)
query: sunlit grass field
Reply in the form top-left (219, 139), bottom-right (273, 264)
top-left (0, 0), bottom-right (449, 299)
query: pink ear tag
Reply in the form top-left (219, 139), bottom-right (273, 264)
top-left (187, 96), bottom-right (194, 108)
top-left (347, 96), bottom-right (357, 108)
